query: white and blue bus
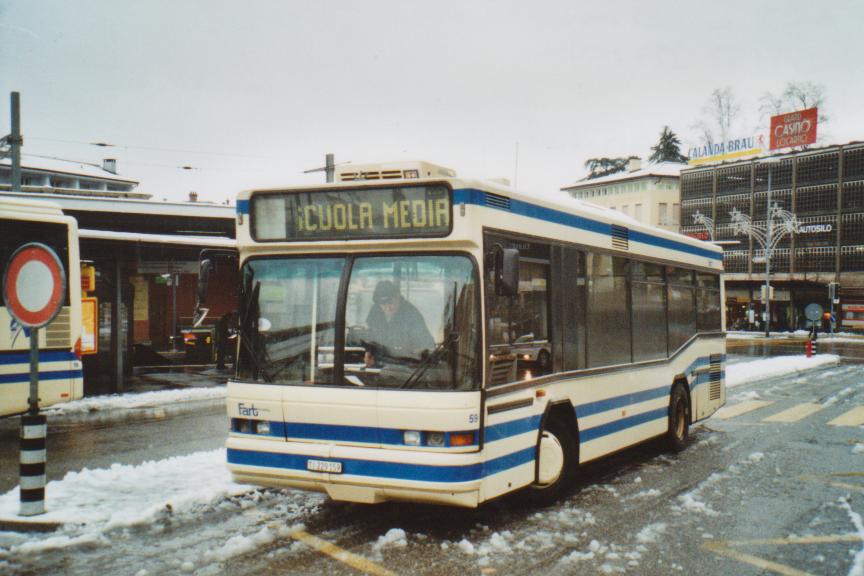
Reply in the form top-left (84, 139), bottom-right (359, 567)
top-left (1, 197), bottom-right (84, 417)
top-left (216, 161), bottom-right (725, 507)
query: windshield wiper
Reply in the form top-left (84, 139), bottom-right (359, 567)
top-left (400, 331), bottom-right (459, 389)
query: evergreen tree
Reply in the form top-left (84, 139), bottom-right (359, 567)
top-left (584, 155), bottom-right (640, 180)
top-left (648, 126), bottom-right (688, 163)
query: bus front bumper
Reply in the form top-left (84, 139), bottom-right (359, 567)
top-left (226, 436), bottom-right (484, 508)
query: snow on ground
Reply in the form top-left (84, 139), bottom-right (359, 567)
top-left (42, 387), bottom-right (226, 415)
top-left (726, 354), bottom-right (839, 388)
top-left (839, 497), bottom-right (864, 576)
top-left (727, 330), bottom-right (863, 342)
top-left (0, 353), bottom-right (847, 572)
top-left (0, 449), bottom-right (245, 542)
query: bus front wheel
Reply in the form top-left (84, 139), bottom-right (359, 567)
top-left (664, 384), bottom-right (690, 452)
top-left (528, 418), bottom-right (575, 504)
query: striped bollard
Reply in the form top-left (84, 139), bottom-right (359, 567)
top-left (19, 413), bottom-right (47, 516)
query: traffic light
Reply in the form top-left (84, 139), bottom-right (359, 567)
top-left (828, 282), bottom-right (840, 304)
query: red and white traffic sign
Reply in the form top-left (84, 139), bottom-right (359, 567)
top-left (2, 242), bottom-right (66, 328)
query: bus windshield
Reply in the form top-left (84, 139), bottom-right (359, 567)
top-left (237, 254), bottom-right (479, 390)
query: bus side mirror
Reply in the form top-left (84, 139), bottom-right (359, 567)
top-left (197, 259), bottom-right (213, 304)
top-left (193, 259), bottom-right (213, 327)
top-left (493, 246), bottom-right (520, 297)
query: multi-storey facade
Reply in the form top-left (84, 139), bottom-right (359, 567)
top-left (561, 160), bottom-right (685, 233)
top-left (0, 156), bottom-right (143, 197)
top-left (680, 142), bottom-right (864, 332)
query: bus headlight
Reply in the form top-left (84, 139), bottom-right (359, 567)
top-left (427, 432), bottom-right (445, 447)
top-left (403, 431), bottom-right (421, 446)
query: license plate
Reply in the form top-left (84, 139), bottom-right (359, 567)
top-left (306, 459), bottom-right (343, 474)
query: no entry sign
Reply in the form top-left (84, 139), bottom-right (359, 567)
top-left (2, 242), bottom-right (66, 328)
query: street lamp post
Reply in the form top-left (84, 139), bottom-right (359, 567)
top-left (729, 159), bottom-right (798, 337)
top-left (764, 165), bottom-right (773, 338)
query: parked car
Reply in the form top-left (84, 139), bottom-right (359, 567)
top-left (511, 334), bottom-right (551, 372)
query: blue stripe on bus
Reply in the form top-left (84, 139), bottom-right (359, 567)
top-left (452, 188), bottom-right (721, 261)
top-left (0, 351), bottom-right (77, 365)
top-left (236, 199), bottom-right (250, 215)
top-left (227, 445), bottom-right (535, 483)
top-left (266, 421), bottom-right (479, 447)
top-left (579, 407), bottom-right (668, 443)
top-left (485, 414), bottom-right (542, 442)
top-left (0, 370), bottom-right (83, 385)
top-left (575, 387), bottom-right (669, 419)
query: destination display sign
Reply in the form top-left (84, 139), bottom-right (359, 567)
top-left (252, 185), bottom-right (452, 241)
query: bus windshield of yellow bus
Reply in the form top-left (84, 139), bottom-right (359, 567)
top-left (251, 185), bottom-right (451, 241)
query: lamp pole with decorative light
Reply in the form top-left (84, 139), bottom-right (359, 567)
top-left (729, 159), bottom-right (798, 336)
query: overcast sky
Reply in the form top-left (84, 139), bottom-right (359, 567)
top-left (1, 0), bottom-right (862, 203)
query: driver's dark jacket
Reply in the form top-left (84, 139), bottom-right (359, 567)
top-left (366, 299), bottom-right (435, 359)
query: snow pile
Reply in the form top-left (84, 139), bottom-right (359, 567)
top-left (726, 330), bottom-right (863, 341)
top-left (373, 528), bottom-right (408, 554)
top-left (43, 387), bottom-right (226, 415)
top-left (726, 354), bottom-right (839, 388)
top-left (839, 497), bottom-right (864, 576)
top-left (0, 449), bottom-right (250, 551)
top-left (635, 523), bottom-right (667, 544)
top-left (206, 524), bottom-right (302, 562)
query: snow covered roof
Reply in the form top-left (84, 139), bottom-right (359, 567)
top-left (561, 161), bottom-right (686, 190)
top-left (79, 229), bottom-right (236, 248)
top-left (0, 191), bottom-right (234, 219)
top-left (1, 156), bottom-right (138, 184)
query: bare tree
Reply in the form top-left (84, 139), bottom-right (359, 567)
top-left (691, 87), bottom-right (740, 147)
top-left (759, 81), bottom-right (828, 146)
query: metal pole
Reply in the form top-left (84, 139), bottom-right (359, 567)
top-left (171, 272), bottom-right (178, 351)
top-left (764, 165), bottom-right (772, 338)
top-left (29, 327), bottom-right (39, 414)
top-left (325, 153), bottom-right (334, 183)
top-left (20, 328), bottom-right (46, 516)
top-left (10, 92), bottom-right (22, 192)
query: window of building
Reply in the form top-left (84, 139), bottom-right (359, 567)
top-left (658, 203), bottom-right (668, 225)
top-left (634, 204), bottom-right (643, 222)
top-left (622, 205), bottom-right (629, 217)
top-left (672, 203), bottom-right (681, 225)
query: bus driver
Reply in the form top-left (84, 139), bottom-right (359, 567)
top-left (364, 280), bottom-right (435, 367)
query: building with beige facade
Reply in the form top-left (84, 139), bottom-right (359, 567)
top-left (560, 160), bottom-right (686, 233)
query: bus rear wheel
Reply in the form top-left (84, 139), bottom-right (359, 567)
top-left (527, 418), bottom-right (576, 505)
top-left (664, 384), bottom-right (690, 452)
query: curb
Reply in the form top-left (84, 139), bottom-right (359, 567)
top-left (0, 517), bottom-right (61, 533)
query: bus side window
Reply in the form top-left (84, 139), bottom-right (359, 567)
top-left (484, 235), bottom-right (552, 381)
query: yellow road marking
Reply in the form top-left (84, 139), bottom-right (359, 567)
top-left (799, 472), bottom-right (864, 493)
top-left (828, 406), bottom-right (864, 427)
top-left (289, 529), bottom-right (398, 576)
top-left (703, 534), bottom-right (864, 576)
top-left (713, 400), bottom-right (774, 420)
top-left (703, 541), bottom-right (813, 576)
top-left (763, 403), bottom-right (822, 423)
